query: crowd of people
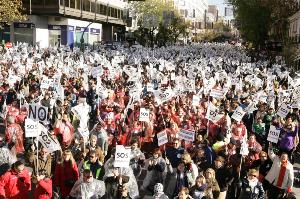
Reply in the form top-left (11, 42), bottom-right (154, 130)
top-left (0, 42), bottom-right (298, 199)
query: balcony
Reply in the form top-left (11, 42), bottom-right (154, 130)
top-left (22, 0), bottom-right (125, 25)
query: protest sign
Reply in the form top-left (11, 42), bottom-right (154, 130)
top-left (37, 123), bottom-right (61, 153)
top-left (178, 129), bottom-right (195, 142)
top-left (210, 89), bottom-right (224, 99)
top-left (205, 103), bottom-right (220, 123)
top-left (192, 95), bottom-right (200, 106)
top-left (154, 89), bottom-right (175, 105)
top-left (28, 104), bottom-right (48, 123)
top-left (40, 78), bottom-right (50, 89)
top-left (240, 139), bottom-right (249, 156)
top-left (25, 119), bottom-right (38, 137)
top-left (139, 108), bottom-right (150, 122)
top-left (114, 145), bottom-right (131, 168)
top-left (267, 125), bottom-right (281, 143)
top-left (157, 130), bottom-right (168, 146)
top-left (231, 106), bottom-right (246, 122)
top-left (277, 103), bottom-right (290, 118)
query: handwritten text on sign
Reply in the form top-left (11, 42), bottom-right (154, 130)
top-left (178, 129), bottom-right (195, 142)
top-left (114, 145), bottom-right (131, 168)
top-left (25, 119), bottom-right (38, 137)
top-left (231, 106), bottom-right (246, 122)
top-left (157, 130), bottom-right (168, 146)
top-left (277, 103), bottom-right (289, 118)
top-left (139, 108), bottom-right (150, 122)
top-left (267, 125), bottom-right (281, 143)
top-left (28, 104), bottom-right (48, 123)
top-left (37, 124), bottom-right (61, 153)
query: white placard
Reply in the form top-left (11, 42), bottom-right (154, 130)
top-left (139, 108), bottom-right (150, 122)
top-left (157, 130), bottom-right (168, 146)
top-left (147, 83), bottom-right (154, 92)
top-left (231, 106), bottom-right (246, 122)
top-left (178, 129), bottom-right (195, 142)
top-left (114, 145), bottom-right (131, 168)
top-left (28, 104), bottom-right (48, 122)
top-left (171, 73), bottom-right (175, 80)
top-left (210, 89), bottom-right (224, 99)
top-left (267, 125), bottom-right (281, 143)
top-left (277, 103), bottom-right (290, 118)
top-left (154, 89), bottom-right (175, 105)
top-left (244, 101), bottom-right (257, 113)
top-left (25, 119), bottom-right (38, 137)
top-left (192, 95), bottom-right (200, 106)
top-left (37, 123), bottom-right (61, 153)
top-left (40, 79), bottom-right (50, 89)
top-left (205, 103), bottom-right (220, 123)
top-left (293, 87), bottom-right (300, 100)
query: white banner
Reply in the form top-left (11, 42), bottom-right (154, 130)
top-left (157, 130), bottom-right (168, 146)
top-left (25, 119), bottom-right (38, 137)
top-left (210, 89), bottom-right (224, 99)
top-left (192, 95), bottom-right (200, 106)
top-left (231, 106), bottom-right (246, 122)
top-left (114, 145), bottom-right (131, 168)
top-left (40, 78), bottom-right (50, 89)
top-left (178, 129), bottom-right (195, 142)
top-left (28, 104), bottom-right (48, 123)
top-left (267, 125), bottom-right (281, 143)
top-left (244, 101), bottom-right (257, 113)
top-left (293, 87), bottom-right (300, 100)
top-left (154, 89), bottom-right (175, 105)
top-left (277, 103), bottom-right (290, 118)
top-left (37, 123), bottom-right (61, 153)
top-left (139, 108), bottom-right (150, 122)
top-left (205, 103), bottom-right (220, 123)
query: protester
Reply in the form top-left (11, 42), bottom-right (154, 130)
top-left (239, 169), bottom-right (264, 199)
top-left (266, 143), bottom-right (294, 198)
top-left (0, 42), bottom-right (298, 199)
top-left (54, 149), bottom-right (79, 199)
top-left (69, 169), bottom-right (105, 199)
top-left (33, 169), bottom-right (52, 199)
top-left (0, 160), bottom-right (31, 199)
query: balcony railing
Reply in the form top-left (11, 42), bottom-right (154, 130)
top-left (22, 0), bottom-right (125, 25)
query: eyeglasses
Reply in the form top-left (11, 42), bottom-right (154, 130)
top-left (249, 174), bottom-right (257, 177)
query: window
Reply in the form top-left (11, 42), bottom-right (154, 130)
top-left (70, 0), bottom-right (75, 8)
top-left (100, 4), bottom-right (106, 15)
top-left (76, 0), bottom-right (81, 10)
top-left (91, 1), bottom-right (96, 13)
top-left (83, 0), bottom-right (90, 11)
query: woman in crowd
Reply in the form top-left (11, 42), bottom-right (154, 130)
top-left (54, 149), bottom-right (79, 199)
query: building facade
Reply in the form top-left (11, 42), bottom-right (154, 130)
top-left (173, 0), bottom-right (208, 30)
top-left (289, 10), bottom-right (300, 70)
top-left (0, 0), bottom-right (127, 48)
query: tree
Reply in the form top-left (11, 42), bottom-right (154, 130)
top-left (229, 0), bottom-right (299, 48)
top-left (0, 0), bottom-right (26, 27)
top-left (130, 0), bottom-right (188, 46)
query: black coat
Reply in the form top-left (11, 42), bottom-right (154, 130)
top-left (239, 178), bottom-right (264, 199)
top-left (213, 165), bottom-right (234, 192)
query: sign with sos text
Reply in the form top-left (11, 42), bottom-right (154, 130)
top-left (114, 145), bottom-right (131, 168)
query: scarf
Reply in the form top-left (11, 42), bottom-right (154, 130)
top-left (276, 160), bottom-right (288, 188)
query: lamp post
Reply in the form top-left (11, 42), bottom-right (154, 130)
top-left (80, 0), bottom-right (98, 52)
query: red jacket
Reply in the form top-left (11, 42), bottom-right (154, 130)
top-left (54, 161), bottom-right (79, 198)
top-left (34, 178), bottom-right (52, 199)
top-left (0, 168), bottom-right (31, 199)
